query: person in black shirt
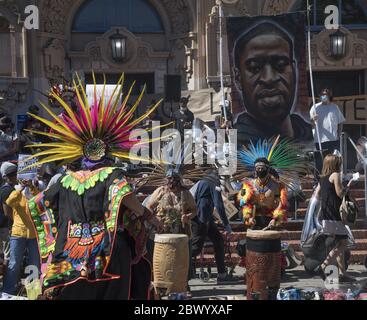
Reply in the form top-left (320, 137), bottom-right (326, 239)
top-left (173, 96), bottom-right (194, 136)
top-left (314, 155), bottom-right (355, 283)
top-left (191, 170), bottom-right (233, 283)
top-left (0, 162), bottom-right (17, 273)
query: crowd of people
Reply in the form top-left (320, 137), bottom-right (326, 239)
top-left (0, 83), bottom-right (366, 300)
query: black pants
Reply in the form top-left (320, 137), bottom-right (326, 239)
top-left (314, 140), bottom-right (340, 181)
top-left (191, 220), bottom-right (226, 274)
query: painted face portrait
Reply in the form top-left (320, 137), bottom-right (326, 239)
top-left (227, 15), bottom-right (313, 145)
top-left (235, 25), bottom-right (296, 123)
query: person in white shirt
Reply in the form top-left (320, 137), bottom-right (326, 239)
top-left (310, 88), bottom-right (345, 178)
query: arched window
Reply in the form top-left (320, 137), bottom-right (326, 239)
top-left (72, 0), bottom-right (164, 33)
top-left (0, 14), bottom-right (11, 76)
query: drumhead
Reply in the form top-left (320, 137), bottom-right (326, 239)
top-left (246, 229), bottom-right (280, 240)
top-left (154, 233), bottom-right (189, 244)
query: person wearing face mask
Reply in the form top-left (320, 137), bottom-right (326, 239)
top-left (238, 158), bottom-right (288, 230)
top-left (145, 167), bottom-right (196, 288)
top-left (146, 168), bottom-right (196, 237)
top-left (310, 88), bottom-right (345, 179)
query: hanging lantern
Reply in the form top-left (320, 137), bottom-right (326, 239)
top-left (330, 29), bottom-right (346, 59)
top-left (110, 30), bottom-right (126, 62)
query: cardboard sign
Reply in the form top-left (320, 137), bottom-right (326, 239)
top-left (334, 95), bottom-right (367, 125)
top-left (213, 196), bottom-right (239, 222)
top-left (190, 182), bottom-right (238, 222)
top-left (17, 154), bottom-right (38, 180)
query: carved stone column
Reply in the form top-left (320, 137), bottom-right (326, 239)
top-left (196, 0), bottom-right (215, 89)
top-left (9, 24), bottom-right (16, 77)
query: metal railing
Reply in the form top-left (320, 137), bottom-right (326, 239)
top-left (340, 132), bottom-right (367, 219)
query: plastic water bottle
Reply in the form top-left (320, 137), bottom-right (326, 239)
top-left (346, 289), bottom-right (354, 300)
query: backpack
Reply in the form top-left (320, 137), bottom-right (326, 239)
top-left (0, 184), bottom-right (11, 228)
top-left (340, 193), bottom-right (359, 226)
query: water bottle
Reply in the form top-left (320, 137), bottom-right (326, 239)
top-left (346, 289), bottom-right (354, 300)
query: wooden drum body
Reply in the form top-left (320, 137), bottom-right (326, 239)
top-left (153, 234), bottom-right (189, 295)
top-left (246, 230), bottom-right (281, 300)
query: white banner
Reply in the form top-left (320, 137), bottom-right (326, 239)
top-left (86, 85), bottom-right (122, 107)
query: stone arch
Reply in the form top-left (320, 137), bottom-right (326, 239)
top-left (64, 0), bottom-right (173, 51)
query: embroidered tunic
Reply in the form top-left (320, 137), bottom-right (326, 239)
top-left (28, 167), bottom-right (149, 298)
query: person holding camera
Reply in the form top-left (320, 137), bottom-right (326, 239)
top-left (1, 163), bottom-right (41, 296)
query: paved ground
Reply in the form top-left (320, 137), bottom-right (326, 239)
top-left (1, 265), bottom-right (367, 299)
top-left (189, 265), bottom-right (367, 300)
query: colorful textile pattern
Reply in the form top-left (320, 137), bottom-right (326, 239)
top-left (64, 221), bottom-right (106, 264)
top-left (237, 181), bottom-right (255, 226)
top-left (61, 167), bottom-right (116, 195)
top-left (28, 193), bottom-right (57, 259)
top-left (107, 178), bottom-right (146, 264)
top-left (238, 135), bottom-right (312, 192)
top-left (29, 176), bottom-right (133, 292)
top-left (23, 72), bottom-right (167, 168)
top-left (237, 178), bottom-right (288, 227)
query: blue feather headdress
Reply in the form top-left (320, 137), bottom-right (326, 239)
top-left (239, 135), bottom-right (313, 191)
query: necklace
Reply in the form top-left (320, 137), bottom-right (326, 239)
top-left (255, 177), bottom-right (272, 203)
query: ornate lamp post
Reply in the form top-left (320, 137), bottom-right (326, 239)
top-left (330, 29), bottom-right (346, 59)
top-left (110, 30), bottom-right (126, 62)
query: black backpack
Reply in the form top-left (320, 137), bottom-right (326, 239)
top-left (0, 184), bottom-right (12, 228)
top-left (340, 193), bottom-right (359, 226)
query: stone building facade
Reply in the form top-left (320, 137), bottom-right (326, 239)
top-left (0, 0), bottom-right (366, 136)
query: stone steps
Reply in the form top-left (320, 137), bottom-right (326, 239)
top-left (196, 250), bottom-right (367, 267)
top-left (295, 197), bottom-right (365, 210)
top-left (202, 238), bottom-right (367, 254)
top-left (294, 207), bottom-right (366, 220)
top-left (302, 189), bottom-right (365, 199)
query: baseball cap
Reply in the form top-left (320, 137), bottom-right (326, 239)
top-left (0, 162), bottom-right (18, 178)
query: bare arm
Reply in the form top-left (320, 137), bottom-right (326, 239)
top-left (122, 192), bottom-right (162, 231)
top-left (145, 188), bottom-right (161, 213)
top-left (331, 172), bottom-right (344, 198)
top-left (121, 193), bottom-right (145, 216)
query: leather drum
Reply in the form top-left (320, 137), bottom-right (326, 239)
top-left (246, 230), bottom-right (281, 300)
top-left (153, 234), bottom-right (189, 295)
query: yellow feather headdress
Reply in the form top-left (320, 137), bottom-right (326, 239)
top-left (25, 73), bottom-right (167, 168)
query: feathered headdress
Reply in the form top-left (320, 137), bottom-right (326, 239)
top-left (238, 135), bottom-right (313, 191)
top-left (135, 142), bottom-right (214, 189)
top-left (24, 73), bottom-right (167, 167)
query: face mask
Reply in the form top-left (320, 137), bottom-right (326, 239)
top-left (256, 169), bottom-right (268, 179)
top-left (320, 95), bottom-right (329, 103)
